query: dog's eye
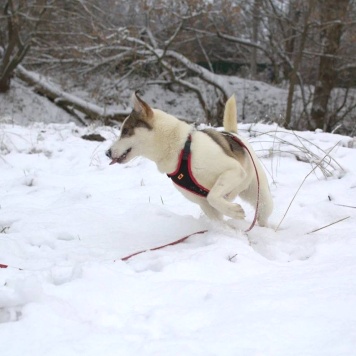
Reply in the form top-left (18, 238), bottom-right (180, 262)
top-left (121, 127), bottom-right (129, 136)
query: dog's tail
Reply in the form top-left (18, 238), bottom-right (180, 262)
top-left (223, 95), bottom-right (238, 134)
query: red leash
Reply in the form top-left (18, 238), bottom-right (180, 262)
top-left (0, 263), bottom-right (22, 270)
top-left (238, 140), bottom-right (260, 232)
top-left (120, 229), bottom-right (208, 261)
top-left (1, 230), bottom-right (209, 268)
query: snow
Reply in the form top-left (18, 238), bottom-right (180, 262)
top-left (1, 100), bottom-right (356, 356)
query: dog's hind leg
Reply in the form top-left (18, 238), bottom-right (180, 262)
top-left (240, 180), bottom-right (273, 227)
top-left (207, 169), bottom-right (249, 220)
top-left (256, 187), bottom-right (273, 227)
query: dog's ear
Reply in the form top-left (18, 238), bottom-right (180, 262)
top-left (131, 91), bottom-right (153, 120)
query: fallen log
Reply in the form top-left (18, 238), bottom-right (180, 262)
top-left (16, 65), bottom-right (130, 124)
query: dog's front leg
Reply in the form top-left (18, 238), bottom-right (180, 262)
top-left (199, 200), bottom-right (224, 221)
top-left (207, 169), bottom-right (249, 220)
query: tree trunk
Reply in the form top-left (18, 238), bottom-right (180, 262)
top-left (282, 1), bottom-right (300, 80)
top-left (284, 1), bottom-right (315, 128)
top-left (251, 0), bottom-right (261, 78)
top-left (310, 0), bottom-right (349, 130)
top-left (0, 75), bottom-right (11, 93)
top-left (0, 0), bottom-right (32, 93)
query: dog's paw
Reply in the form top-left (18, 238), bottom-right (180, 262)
top-left (257, 218), bottom-right (267, 227)
top-left (227, 203), bottom-right (246, 220)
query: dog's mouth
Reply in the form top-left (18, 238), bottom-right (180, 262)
top-left (109, 148), bottom-right (132, 165)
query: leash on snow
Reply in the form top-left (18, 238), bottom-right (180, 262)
top-left (119, 229), bottom-right (208, 261)
top-left (0, 230), bottom-right (209, 269)
top-left (0, 263), bottom-right (22, 270)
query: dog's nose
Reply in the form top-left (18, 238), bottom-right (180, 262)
top-left (106, 149), bottom-right (112, 158)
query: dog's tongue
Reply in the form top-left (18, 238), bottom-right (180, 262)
top-left (109, 158), bottom-right (119, 165)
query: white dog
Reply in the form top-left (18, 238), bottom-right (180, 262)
top-left (107, 92), bottom-right (273, 229)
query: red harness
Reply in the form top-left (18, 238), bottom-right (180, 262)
top-left (167, 132), bottom-right (260, 232)
top-left (167, 135), bottom-right (209, 197)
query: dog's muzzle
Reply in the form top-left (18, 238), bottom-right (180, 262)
top-left (106, 147), bottom-right (132, 165)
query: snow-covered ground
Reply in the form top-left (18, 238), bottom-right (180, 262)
top-left (1, 112), bottom-right (355, 355)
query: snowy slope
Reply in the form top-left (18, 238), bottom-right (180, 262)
top-left (0, 120), bottom-right (355, 356)
top-left (0, 80), bottom-right (74, 126)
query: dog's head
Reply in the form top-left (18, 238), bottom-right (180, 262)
top-left (106, 92), bottom-right (154, 165)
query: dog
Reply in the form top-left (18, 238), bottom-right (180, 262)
top-left (106, 92), bottom-right (273, 228)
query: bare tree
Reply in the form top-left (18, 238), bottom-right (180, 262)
top-left (216, 0), bottom-right (355, 132)
top-left (0, 0), bottom-right (49, 92)
top-left (284, 0), bottom-right (316, 128)
top-left (310, 0), bottom-right (351, 130)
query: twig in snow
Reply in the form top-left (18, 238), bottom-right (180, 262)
top-left (275, 141), bottom-right (341, 232)
top-left (306, 216), bottom-right (350, 235)
top-left (334, 203), bottom-right (356, 209)
top-left (0, 226), bottom-right (10, 234)
top-left (228, 254), bottom-right (238, 262)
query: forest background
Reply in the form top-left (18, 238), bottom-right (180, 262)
top-left (1, 0), bottom-right (355, 135)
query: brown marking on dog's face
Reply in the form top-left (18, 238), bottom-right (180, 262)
top-left (107, 95), bottom-right (154, 165)
top-left (119, 92), bottom-right (154, 138)
top-left (120, 110), bottom-right (152, 138)
top-left (108, 111), bottom-right (151, 164)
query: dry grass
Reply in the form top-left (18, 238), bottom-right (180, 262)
top-left (246, 126), bottom-right (344, 180)
top-left (242, 125), bottom-right (346, 232)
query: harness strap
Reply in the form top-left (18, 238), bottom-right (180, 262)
top-left (167, 135), bottom-right (209, 197)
